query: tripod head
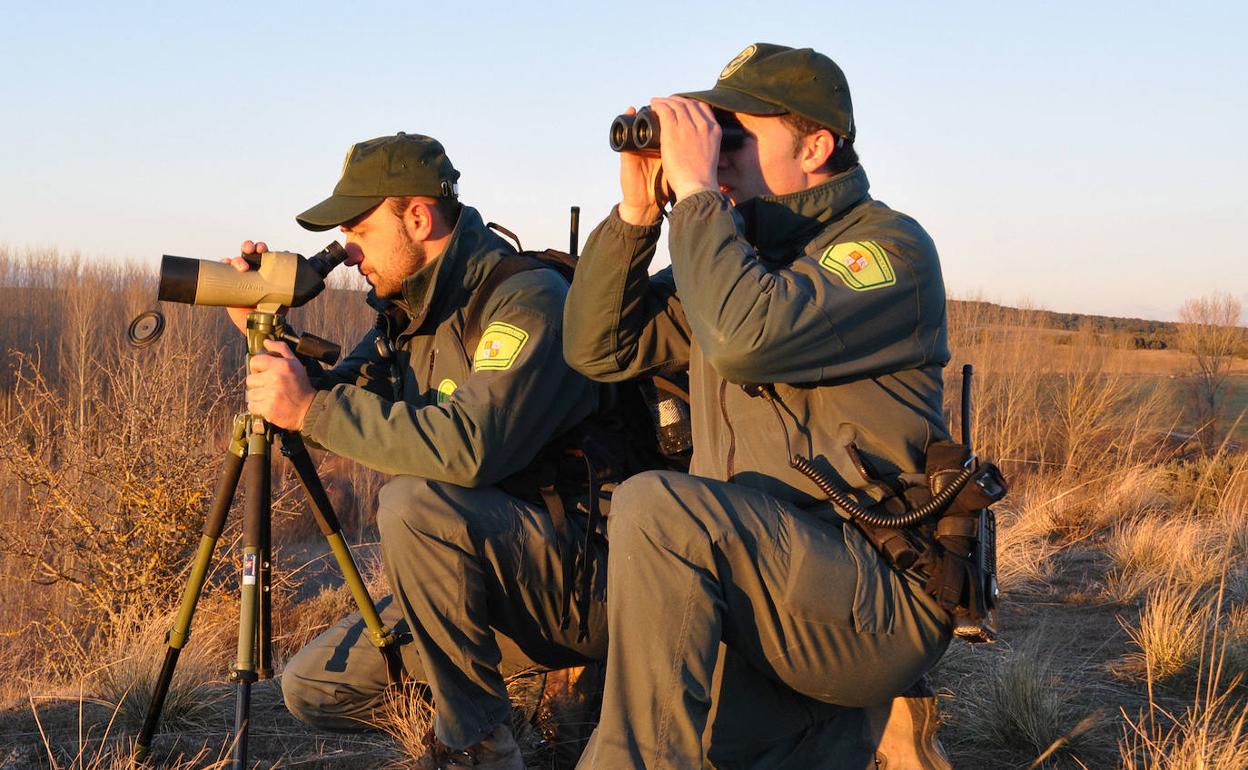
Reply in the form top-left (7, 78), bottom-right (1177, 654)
top-left (244, 311), bottom-right (342, 366)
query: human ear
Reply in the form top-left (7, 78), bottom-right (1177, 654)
top-left (404, 201), bottom-right (435, 242)
top-left (801, 130), bottom-right (836, 174)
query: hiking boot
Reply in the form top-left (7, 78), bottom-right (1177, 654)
top-left (417, 723), bottom-right (524, 770)
top-left (866, 679), bottom-right (952, 770)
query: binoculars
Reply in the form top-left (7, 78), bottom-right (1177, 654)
top-left (609, 107), bottom-right (745, 154)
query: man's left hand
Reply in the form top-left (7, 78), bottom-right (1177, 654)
top-left (648, 96), bottom-right (720, 202)
top-left (246, 339), bottom-right (315, 430)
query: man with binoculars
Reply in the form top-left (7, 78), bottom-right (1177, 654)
top-left (565, 44), bottom-right (955, 769)
top-left (230, 133), bottom-right (608, 770)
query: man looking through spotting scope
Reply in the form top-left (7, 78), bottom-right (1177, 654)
top-left (224, 132), bottom-right (606, 770)
top-left (564, 44), bottom-right (956, 768)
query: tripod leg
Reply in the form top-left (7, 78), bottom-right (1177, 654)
top-left (281, 433), bottom-right (403, 683)
top-left (136, 437), bottom-right (246, 761)
top-left (231, 429), bottom-right (270, 770)
top-left (258, 485), bottom-right (273, 680)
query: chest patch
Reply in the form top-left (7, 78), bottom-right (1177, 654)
top-left (473, 321), bottom-right (530, 371)
top-left (819, 241), bottom-right (896, 291)
top-left (436, 378), bottom-right (458, 404)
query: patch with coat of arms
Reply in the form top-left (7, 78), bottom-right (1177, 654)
top-left (818, 241), bottom-right (897, 291)
top-left (473, 322), bottom-right (530, 371)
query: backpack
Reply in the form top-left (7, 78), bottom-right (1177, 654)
top-left (462, 222), bottom-right (693, 641)
top-left (466, 225), bottom-right (693, 480)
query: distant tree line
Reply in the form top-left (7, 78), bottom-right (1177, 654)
top-left (949, 299), bottom-right (1247, 355)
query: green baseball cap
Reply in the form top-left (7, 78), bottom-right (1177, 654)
top-left (679, 43), bottom-right (855, 140)
top-left (296, 132), bottom-right (461, 232)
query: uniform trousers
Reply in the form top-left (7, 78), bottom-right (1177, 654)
top-left (281, 476), bottom-right (608, 749)
top-left (576, 471), bottom-right (952, 770)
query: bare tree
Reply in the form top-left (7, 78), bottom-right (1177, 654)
top-left (1176, 293), bottom-right (1244, 448)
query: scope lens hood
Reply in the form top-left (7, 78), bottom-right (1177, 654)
top-left (158, 255), bottom-right (200, 305)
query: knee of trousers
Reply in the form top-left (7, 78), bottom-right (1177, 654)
top-left (281, 649), bottom-right (375, 732)
top-left (606, 470), bottom-right (712, 547)
top-left (376, 476), bottom-right (474, 548)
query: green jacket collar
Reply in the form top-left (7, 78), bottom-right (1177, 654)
top-left (735, 165), bottom-right (870, 263)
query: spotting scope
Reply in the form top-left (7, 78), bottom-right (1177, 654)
top-left (158, 242), bottom-right (348, 313)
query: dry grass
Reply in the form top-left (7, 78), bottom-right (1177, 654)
top-left (0, 254), bottom-right (1244, 767)
top-left (369, 682), bottom-right (437, 763)
top-left (937, 634), bottom-right (1108, 768)
top-left (22, 694), bottom-right (233, 770)
top-left (1120, 696), bottom-right (1248, 770)
top-left (1221, 604), bottom-right (1248, 682)
top-left (1118, 581), bottom-right (1213, 681)
top-left (92, 598), bottom-right (237, 732)
top-left (1119, 579), bottom-right (1248, 770)
top-left (993, 491), bottom-right (1061, 596)
top-left (1105, 517), bottom-right (1225, 603)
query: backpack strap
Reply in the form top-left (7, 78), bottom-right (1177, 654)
top-left (461, 254), bottom-right (548, 365)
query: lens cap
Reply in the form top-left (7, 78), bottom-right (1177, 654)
top-left (127, 310), bottom-right (166, 348)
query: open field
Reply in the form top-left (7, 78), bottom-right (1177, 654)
top-left (0, 246), bottom-right (1245, 769)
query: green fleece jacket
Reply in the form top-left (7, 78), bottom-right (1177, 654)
top-left (563, 165), bottom-right (950, 506)
top-left (300, 206), bottom-right (596, 487)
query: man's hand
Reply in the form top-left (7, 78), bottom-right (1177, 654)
top-left (246, 339), bottom-right (315, 431)
top-left (617, 107), bottom-right (664, 226)
top-left (222, 240), bottom-right (269, 334)
top-left (648, 96), bottom-right (720, 203)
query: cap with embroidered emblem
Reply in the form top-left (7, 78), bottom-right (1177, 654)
top-left (678, 43), bottom-right (855, 139)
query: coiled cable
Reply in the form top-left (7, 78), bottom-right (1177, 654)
top-left (792, 454), bottom-right (974, 529)
top-left (745, 380), bottom-right (976, 529)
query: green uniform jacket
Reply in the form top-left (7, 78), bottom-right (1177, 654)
top-left (564, 166), bottom-right (950, 506)
top-left (300, 206), bottom-right (597, 487)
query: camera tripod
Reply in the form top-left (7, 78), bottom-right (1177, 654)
top-left (135, 310), bottom-right (402, 768)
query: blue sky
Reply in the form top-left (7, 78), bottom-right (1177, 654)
top-left (2, 1), bottom-right (1244, 320)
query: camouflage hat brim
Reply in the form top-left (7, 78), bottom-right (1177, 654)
top-left (676, 85), bottom-right (788, 117)
top-left (295, 194), bottom-right (385, 232)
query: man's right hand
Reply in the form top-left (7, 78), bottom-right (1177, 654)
top-left (223, 240), bottom-right (268, 334)
top-left (617, 107), bottom-right (663, 227)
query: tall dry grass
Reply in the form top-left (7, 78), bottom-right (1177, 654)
top-left (930, 294), bottom-right (1247, 768)
top-left (1119, 572), bottom-right (1248, 769)
top-left (947, 297), bottom-right (1176, 479)
top-left (0, 253), bottom-right (1243, 767)
top-left (0, 247), bottom-right (382, 745)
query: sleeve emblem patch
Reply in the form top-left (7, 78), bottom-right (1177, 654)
top-left (819, 241), bottom-right (897, 291)
top-left (436, 378), bottom-right (458, 404)
top-left (473, 322), bottom-right (530, 371)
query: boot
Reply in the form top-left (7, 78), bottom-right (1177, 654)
top-left (417, 722), bottom-right (524, 770)
top-left (866, 678), bottom-right (952, 770)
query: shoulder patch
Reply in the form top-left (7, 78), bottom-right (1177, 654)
top-left (473, 322), bottom-right (530, 371)
top-left (819, 241), bottom-right (896, 291)
top-left (436, 378), bottom-right (458, 404)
